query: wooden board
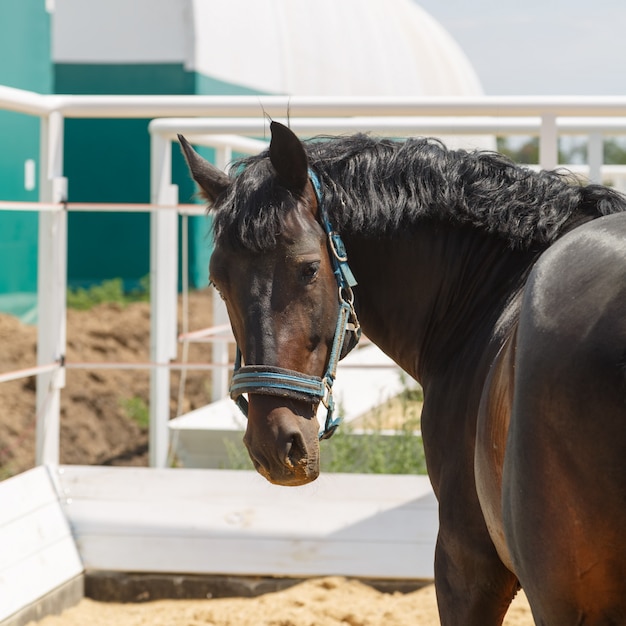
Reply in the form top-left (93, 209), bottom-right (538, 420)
top-left (55, 466), bottom-right (437, 580)
top-left (0, 467), bottom-right (83, 623)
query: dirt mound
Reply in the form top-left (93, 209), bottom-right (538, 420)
top-left (0, 289), bottom-right (214, 478)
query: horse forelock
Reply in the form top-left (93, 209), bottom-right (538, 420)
top-left (211, 134), bottom-right (626, 252)
top-left (211, 155), bottom-right (300, 252)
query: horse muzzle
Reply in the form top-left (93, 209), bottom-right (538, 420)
top-left (243, 395), bottom-right (321, 486)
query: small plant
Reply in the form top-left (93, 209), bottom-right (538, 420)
top-left (67, 278), bottom-right (126, 310)
top-left (120, 396), bottom-right (150, 429)
top-left (67, 276), bottom-right (150, 310)
top-left (321, 420), bottom-right (427, 475)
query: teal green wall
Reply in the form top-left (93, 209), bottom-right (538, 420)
top-left (0, 0), bottom-right (51, 92)
top-left (196, 73), bottom-right (269, 97)
top-left (0, 15), bottom-right (267, 309)
top-left (56, 64), bottom-right (195, 289)
top-left (56, 63), bottom-right (266, 290)
top-left (0, 0), bottom-right (51, 318)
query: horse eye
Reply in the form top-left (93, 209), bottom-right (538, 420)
top-left (299, 261), bottom-right (320, 284)
top-left (209, 279), bottom-right (226, 301)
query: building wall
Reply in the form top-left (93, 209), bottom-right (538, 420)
top-left (0, 0), bottom-right (260, 302)
top-left (52, 0), bottom-right (266, 291)
top-left (0, 0), bottom-right (51, 318)
top-left (0, 0), bottom-right (485, 310)
top-left (55, 64), bottom-right (194, 290)
top-left (54, 62), bottom-right (263, 291)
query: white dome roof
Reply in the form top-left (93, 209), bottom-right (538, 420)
top-left (54, 0), bottom-right (483, 97)
top-left (191, 0), bottom-right (484, 97)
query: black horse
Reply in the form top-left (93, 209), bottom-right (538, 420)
top-left (180, 122), bottom-right (626, 625)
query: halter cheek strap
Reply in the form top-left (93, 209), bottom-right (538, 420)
top-left (229, 168), bottom-right (361, 440)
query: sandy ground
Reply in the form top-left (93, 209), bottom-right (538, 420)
top-left (30, 577), bottom-right (534, 626)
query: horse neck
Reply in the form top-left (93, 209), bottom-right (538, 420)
top-left (344, 222), bottom-right (537, 386)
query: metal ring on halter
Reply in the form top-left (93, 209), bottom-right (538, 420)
top-left (339, 285), bottom-right (355, 305)
top-left (328, 231), bottom-right (349, 262)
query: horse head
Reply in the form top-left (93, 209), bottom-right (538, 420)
top-left (179, 122), bottom-right (357, 486)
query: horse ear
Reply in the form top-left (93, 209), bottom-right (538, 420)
top-left (269, 121), bottom-right (308, 193)
top-left (178, 134), bottom-right (231, 204)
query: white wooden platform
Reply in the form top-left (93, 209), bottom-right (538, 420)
top-left (55, 466), bottom-right (437, 579)
top-left (0, 467), bottom-right (82, 624)
top-left (0, 464), bottom-right (437, 624)
top-left (169, 344), bottom-right (417, 468)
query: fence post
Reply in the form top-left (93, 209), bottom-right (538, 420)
top-left (539, 114), bottom-right (558, 171)
top-left (36, 111), bottom-right (67, 466)
top-left (587, 132), bottom-right (603, 184)
top-left (149, 133), bottom-right (179, 467)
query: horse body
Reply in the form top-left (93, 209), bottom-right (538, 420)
top-left (180, 123), bottom-right (626, 625)
top-left (504, 212), bottom-right (626, 623)
top-left (345, 225), bottom-right (529, 623)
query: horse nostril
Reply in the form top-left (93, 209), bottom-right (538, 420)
top-left (285, 433), bottom-right (307, 468)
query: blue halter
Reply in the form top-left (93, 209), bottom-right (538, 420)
top-left (229, 168), bottom-right (361, 440)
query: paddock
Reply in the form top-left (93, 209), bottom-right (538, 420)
top-left (2, 86), bottom-right (626, 624)
top-left (0, 465), bottom-right (437, 625)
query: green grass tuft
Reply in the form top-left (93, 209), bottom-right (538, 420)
top-left (67, 276), bottom-right (150, 310)
top-left (120, 396), bottom-right (150, 429)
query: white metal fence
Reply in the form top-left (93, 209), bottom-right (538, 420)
top-left (1, 84), bottom-right (626, 470)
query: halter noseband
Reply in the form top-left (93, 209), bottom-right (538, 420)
top-left (229, 168), bottom-right (361, 440)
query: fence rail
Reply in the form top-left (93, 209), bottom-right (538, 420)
top-left (0, 200), bottom-right (207, 215)
top-left (0, 362), bottom-right (60, 385)
top-left (1, 84), bottom-right (625, 470)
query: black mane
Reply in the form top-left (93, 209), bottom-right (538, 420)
top-left (212, 134), bottom-right (626, 251)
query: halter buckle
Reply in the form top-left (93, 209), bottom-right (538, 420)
top-left (321, 377), bottom-right (333, 410)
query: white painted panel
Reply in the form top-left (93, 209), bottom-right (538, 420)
top-left (0, 467), bottom-right (58, 526)
top-left (60, 493), bottom-right (436, 543)
top-left (76, 533), bottom-right (435, 579)
top-left (55, 466), bottom-right (432, 504)
top-left (56, 466), bottom-right (437, 581)
top-left (328, 345), bottom-right (417, 422)
top-left (0, 539), bottom-right (82, 622)
top-left (0, 467), bottom-right (83, 623)
top-left (0, 502), bottom-right (73, 571)
top-left (0, 539), bottom-right (82, 621)
top-left (168, 426), bottom-right (245, 469)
